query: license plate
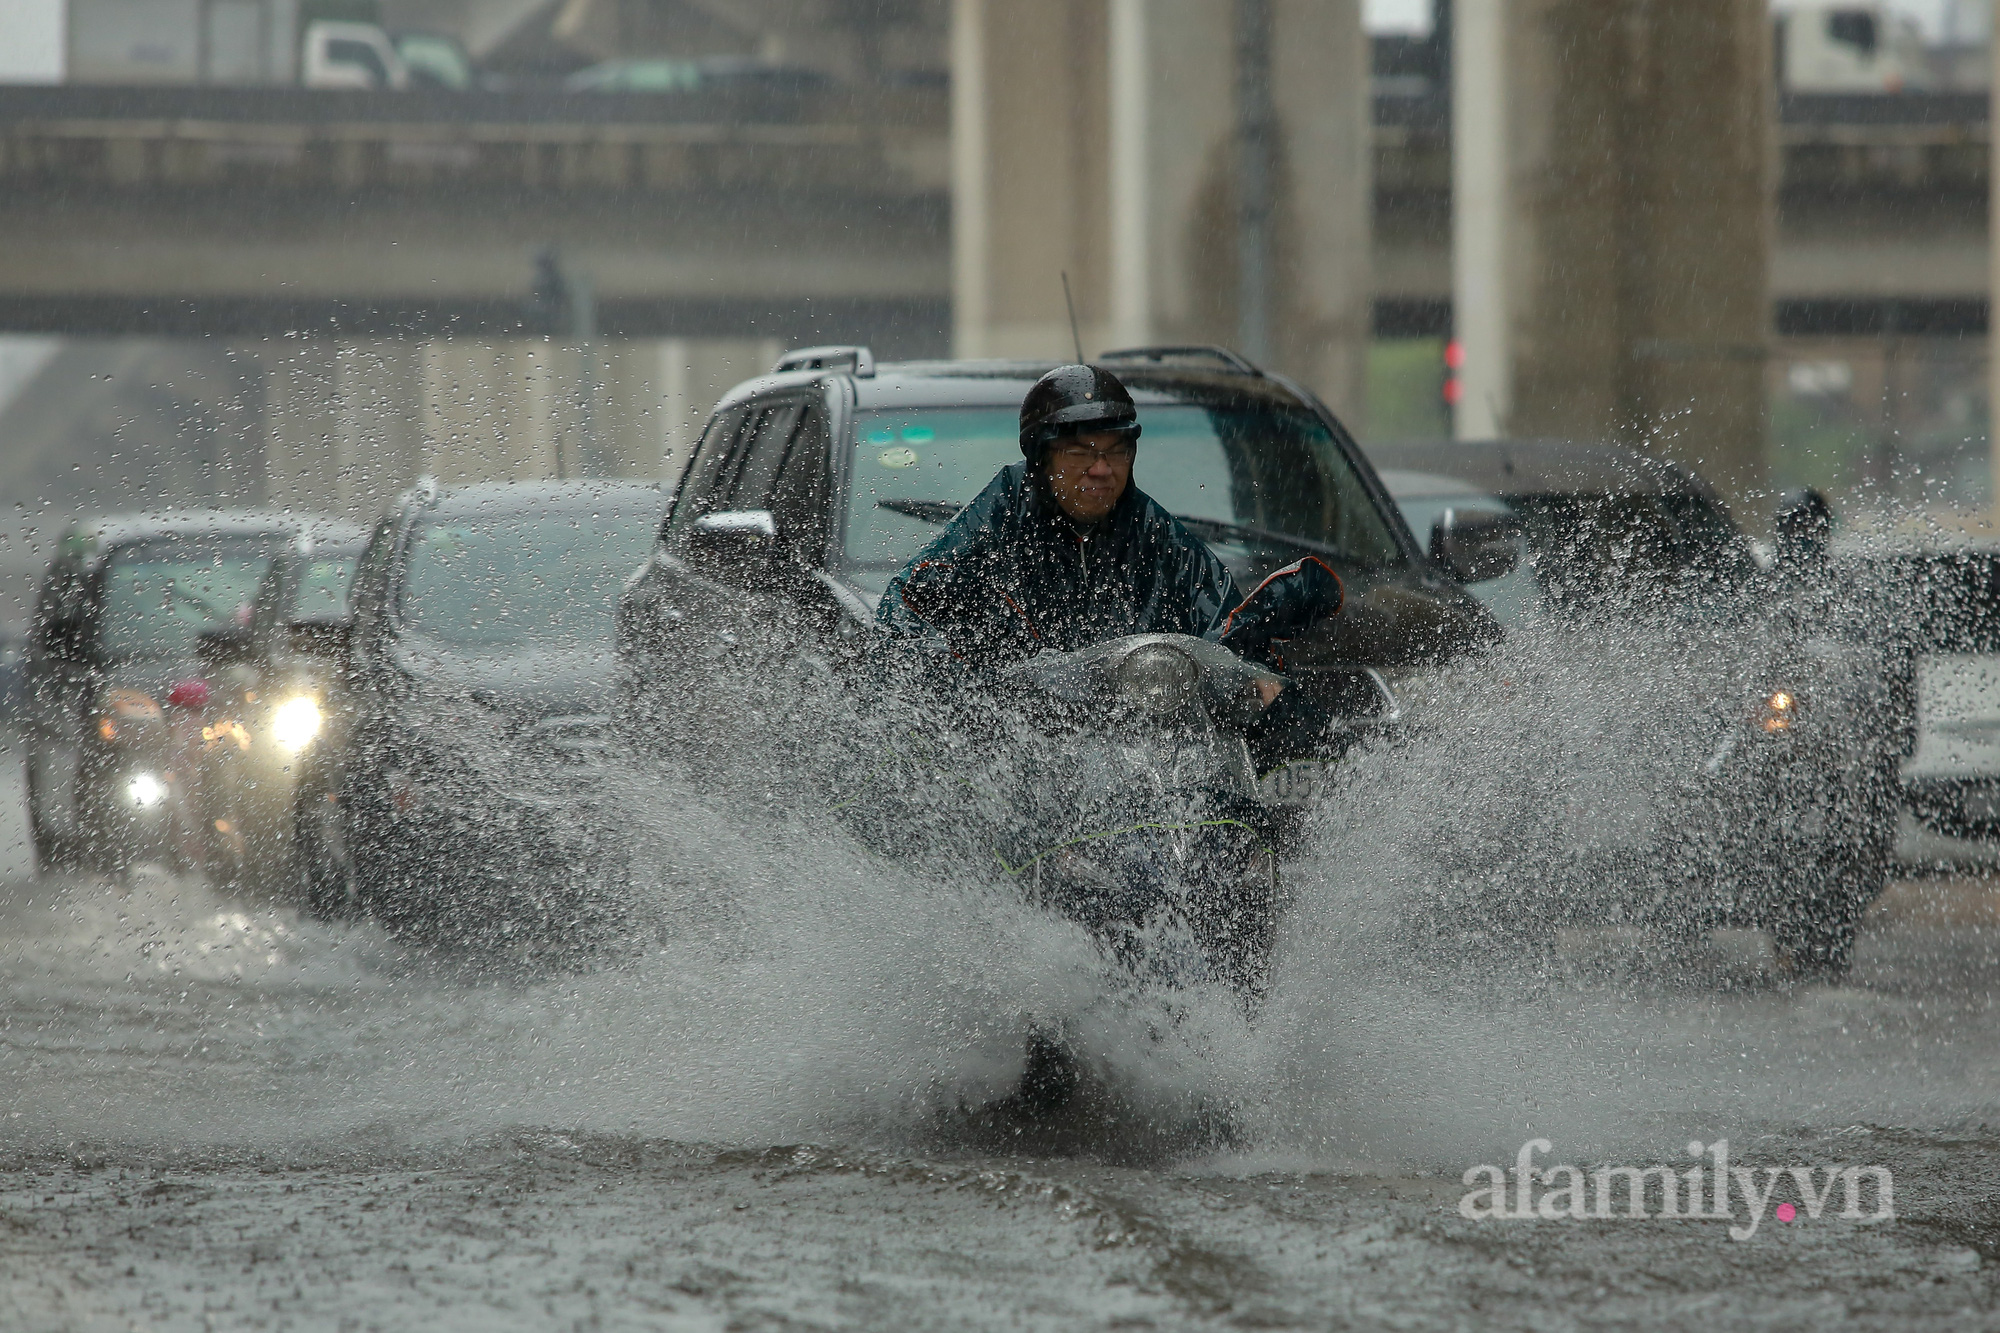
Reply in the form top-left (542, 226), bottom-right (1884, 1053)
top-left (1259, 761), bottom-right (1328, 807)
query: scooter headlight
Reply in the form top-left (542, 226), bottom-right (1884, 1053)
top-left (126, 772), bottom-right (168, 808)
top-left (1755, 688), bottom-right (1800, 734)
top-left (270, 695), bottom-right (324, 752)
top-left (1116, 643), bottom-right (1200, 717)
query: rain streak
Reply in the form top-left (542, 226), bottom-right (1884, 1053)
top-left (1, 2), bottom-right (1999, 1329)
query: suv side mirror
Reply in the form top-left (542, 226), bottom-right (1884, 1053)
top-left (1430, 507), bottom-right (1522, 584)
top-left (686, 510), bottom-right (780, 567)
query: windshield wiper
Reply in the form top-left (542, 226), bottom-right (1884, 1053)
top-left (1173, 515), bottom-right (1345, 562)
top-left (876, 498), bottom-right (962, 525)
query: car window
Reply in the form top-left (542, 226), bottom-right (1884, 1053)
top-left (398, 505), bottom-right (662, 651)
top-left (32, 559), bottom-right (84, 655)
top-left (844, 409), bottom-right (1019, 579)
top-left (723, 401), bottom-right (807, 509)
top-left (326, 38), bottom-right (389, 84)
top-left (839, 403), bottom-right (1405, 589)
top-left (96, 537), bottom-right (280, 663)
top-left (667, 406), bottom-right (751, 537)
top-left (399, 36), bottom-right (470, 89)
top-left (770, 405), bottom-right (833, 554)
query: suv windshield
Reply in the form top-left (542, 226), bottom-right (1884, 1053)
top-left (98, 537), bottom-right (282, 663)
top-left (400, 507), bottom-right (660, 650)
top-left (841, 403), bottom-right (1403, 591)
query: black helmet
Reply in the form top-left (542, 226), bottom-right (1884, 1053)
top-left (1018, 364), bottom-right (1141, 460)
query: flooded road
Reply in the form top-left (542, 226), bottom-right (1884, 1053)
top-left (3, 729), bottom-right (2000, 1330)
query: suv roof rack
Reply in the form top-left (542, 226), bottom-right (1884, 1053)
top-left (774, 345), bottom-right (875, 378)
top-left (1097, 345), bottom-right (1262, 376)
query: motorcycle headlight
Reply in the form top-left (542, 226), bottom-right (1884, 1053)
top-left (126, 771), bottom-right (168, 808)
top-left (270, 695), bottom-right (324, 752)
top-left (1755, 688), bottom-right (1800, 734)
top-left (1115, 643), bottom-right (1200, 717)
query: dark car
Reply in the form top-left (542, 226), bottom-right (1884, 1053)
top-left (1826, 531), bottom-right (2000, 872)
top-left (187, 525), bottom-right (367, 892)
top-left (22, 512), bottom-right (351, 873)
top-left (295, 479), bottom-right (664, 942)
top-left (1370, 439), bottom-right (1898, 976)
top-left (617, 344), bottom-right (1503, 814)
top-left (1373, 443), bottom-right (1761, 625)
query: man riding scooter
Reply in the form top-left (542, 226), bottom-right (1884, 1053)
top-left (877, 363), bottom-right (1345, 671)
top-left (867, 363), bottom-right (1353, 1110)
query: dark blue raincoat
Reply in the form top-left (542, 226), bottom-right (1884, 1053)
top-left (876, 461), bottom-right (1342, 670)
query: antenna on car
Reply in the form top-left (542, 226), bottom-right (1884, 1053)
top-left (1061, 272), bottom-right (1085, 364)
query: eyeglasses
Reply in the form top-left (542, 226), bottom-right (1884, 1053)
top-left (1048, 438), bottom-right (1137, 465)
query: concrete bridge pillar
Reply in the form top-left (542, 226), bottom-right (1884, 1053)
top-left (952, 0), bottom-right (1371, 420)
top-left (419, 341), bottom-right (569, 485)
top-left (1453, 0), bottom-right (1772, 508)
top-left (260, 342), bottom-right (337, 515)
top-left (645, 338), bottom-right (786, 485)
top-left (260, 336), bottom-right (777, 515)
top-left (416, 338), bottom-right (778, 489)
top-left (261, 341), bottom-right (424, 520)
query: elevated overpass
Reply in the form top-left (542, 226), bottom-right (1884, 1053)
top-left (1372, 89), bottom-right (1991, 339)
top-left (0, 84), bottom-right (952, 348)
top-left (0, 85), bottom-right (1983, 344)
top-left (0, 81), bottom-right (1984, 616)
top-left (0, 81), bottom-right (955, 572)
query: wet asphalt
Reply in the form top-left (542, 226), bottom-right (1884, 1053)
top-left (3, 730), bottom-right (2000, 1331)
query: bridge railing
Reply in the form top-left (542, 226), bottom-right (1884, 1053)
top-left (0, 84), bottom-right (950, 197)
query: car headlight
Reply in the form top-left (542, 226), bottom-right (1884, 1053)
top-left (201, 719), bottom-right (252, 752)
top-left (1115, 643), bottom-right (1200, 717)
top-left (125, 772), bottom-right (168, 808)
top-left (269, 695), bottom-right (324, 752)
top-left (1755, 688), bottom-right (1800, 734)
